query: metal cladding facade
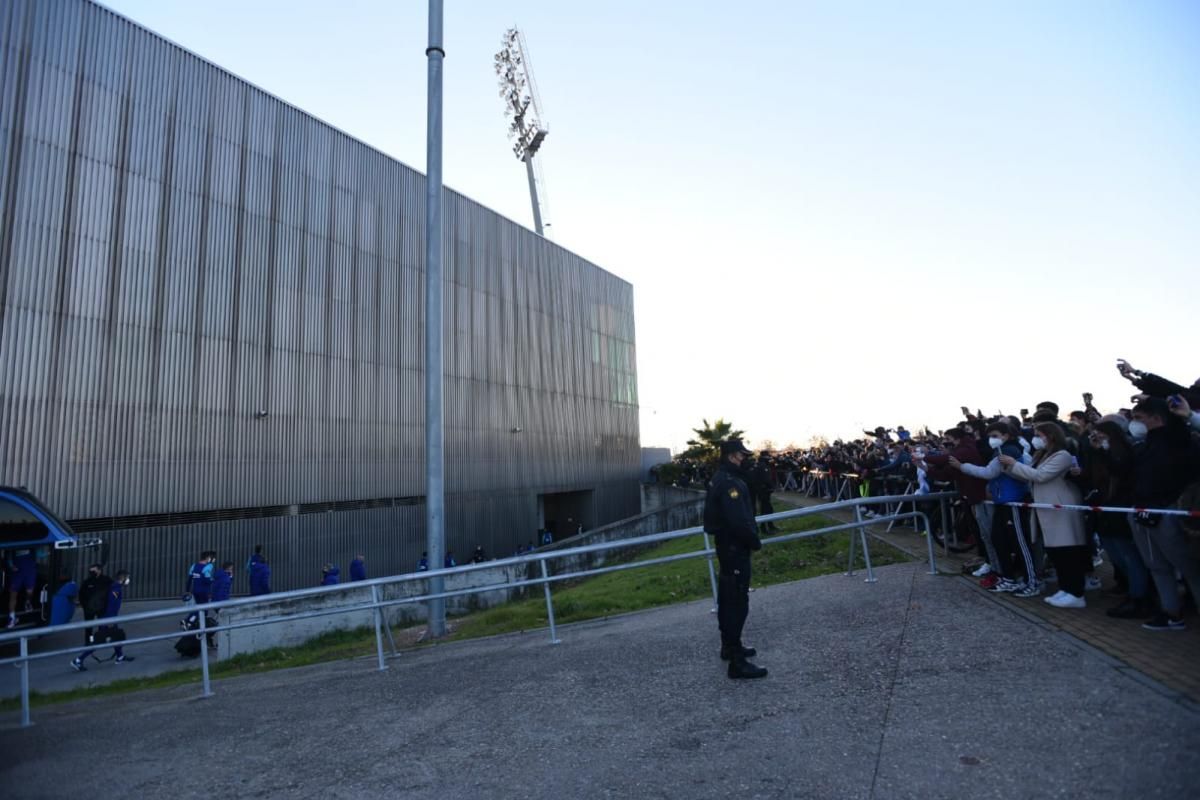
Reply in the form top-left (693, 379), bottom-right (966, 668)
top-left (0, 0), bottom-right (640, 597)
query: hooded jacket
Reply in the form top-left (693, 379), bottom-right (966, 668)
top-left (321, 566), bottom-right (340, 586)
top-left (249, 560), bottom-right (272, 595)
top-left (959, 439), bottom-right (1030, 504)
top-left (211, 570), bottom-right (233, 602)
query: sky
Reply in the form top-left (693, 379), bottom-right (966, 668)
top-left (100, 0), bottom-right (1200, 453)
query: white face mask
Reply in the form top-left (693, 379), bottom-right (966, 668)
top-left (1031, 436), bottom-right (1046, 451)
top-left (1128, 421), bottom-right (1148, 440)
top-left (988, 437), bottom-right (1003, 450)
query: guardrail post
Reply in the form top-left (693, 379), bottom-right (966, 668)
top-left (858, 507), bottom-right (877, 583)
top-left (846, 506), bottom-right (861, 576)
top-left (702, 531), bottom-right (718, 613)
top-left (198, 608), bottom-right (214, 698)
top-left (371, 584), bottom-right (388, 671)
top-left (539, 560), bottom-right (561, 645)
top-left (19, 636), bottom-right (32, 728)
top-left (922, 513), bottom-right (938, 575)
top-left (939, 496), bottom-right (950, 555)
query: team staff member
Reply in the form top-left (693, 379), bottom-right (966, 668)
top-left (704, 439), bottom-right (768, 680)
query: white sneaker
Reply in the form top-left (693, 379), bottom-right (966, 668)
top-left (1085, 576), bottom-right (1102, 592)
top-left (1044, 591), bottom-right (1067, 604)
top-left (5, 615), bottom-right (15, 630)
top-left (971, 563), bottom-right (993, 578)
top-left (1046, 592), bottom-right (1086, 609)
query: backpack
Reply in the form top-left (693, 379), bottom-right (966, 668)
top-left (83, 577), bottom-right (111, 614)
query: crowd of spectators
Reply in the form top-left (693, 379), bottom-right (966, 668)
top-left (655, 360), bottom-right (1200, 631)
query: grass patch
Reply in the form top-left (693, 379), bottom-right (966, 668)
top-left (446, 499), bottom-right (908, 640)
top-left (2, 499), bottom-right (907, 712)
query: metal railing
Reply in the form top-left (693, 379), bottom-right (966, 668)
top-left (1, 493), bottom-right (949, 728)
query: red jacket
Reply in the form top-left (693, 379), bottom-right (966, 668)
top-left (924, 438), bottom-right (988, 505)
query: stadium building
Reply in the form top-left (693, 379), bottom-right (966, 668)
top-left (0, 0), bottom-right (640, 597)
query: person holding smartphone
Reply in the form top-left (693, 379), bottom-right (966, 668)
top-left (949, 422), bottom-right (1040, 597)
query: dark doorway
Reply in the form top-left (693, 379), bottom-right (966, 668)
top-left (538, 490), bottom-right (596, 543)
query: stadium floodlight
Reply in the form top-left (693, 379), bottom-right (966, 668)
top-left (494, 27), bottom-right (550, 236)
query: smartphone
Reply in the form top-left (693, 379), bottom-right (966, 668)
top-left (1020, 408), bottom-right (1029, 417)
top-left (1168, 395), bottom-right (1182, 410)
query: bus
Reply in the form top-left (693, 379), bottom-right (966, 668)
top-left (1, 486), bottom-right (103, 631)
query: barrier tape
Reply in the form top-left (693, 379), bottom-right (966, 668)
top-left (988, 500), bottom-right (1196, 518)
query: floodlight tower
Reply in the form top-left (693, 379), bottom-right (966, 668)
top-left (494, 28), bottom-right (550, 236)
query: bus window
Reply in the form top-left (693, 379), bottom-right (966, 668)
top-left (0, 496), bottom-right (50, 545)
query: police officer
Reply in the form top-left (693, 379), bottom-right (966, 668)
top-left (704, 439), bottom-right (768, 679)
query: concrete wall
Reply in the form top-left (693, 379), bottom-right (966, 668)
top-left (640, 447), bottom-right (672, 482)
top-left (641, 484), bottom-right (705, 512)
top-left (218, 489), bottom-right (707, 657)
top-left (220, 562), bottom-right (533, 657)
top-left (541, 493), bottom-right (706, 576)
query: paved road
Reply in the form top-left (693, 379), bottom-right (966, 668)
top-left (3, 563), bottom-right (1197, 799)
top-left (0, 600), bottom-right (214, 698)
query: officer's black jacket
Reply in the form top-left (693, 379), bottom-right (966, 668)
top-left (703, 462), bottom-right (762, 551)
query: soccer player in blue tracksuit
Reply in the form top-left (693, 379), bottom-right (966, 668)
top-left (212, 562), bottom-right (233, 603)
top-left (72, 570), bottom-right (134, 671)
top-left (188, 552), bottom-right (215, 605)
top-left (50, 574), bottom-right (78, 626)
top-left (249, 551), bottom-right (272, 596)
top-left (321, 564), bottom-right (340, 585)
top-left (6, 548), bottom-right (39, 628)
top-left (350, 555), bottom-right (367, 582)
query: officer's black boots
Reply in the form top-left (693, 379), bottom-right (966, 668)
top-left (719, 643), bottom-right (757, 661)
top-left (727, 655), bottom-right (768, 680)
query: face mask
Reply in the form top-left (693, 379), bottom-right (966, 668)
top-left (987, 437), bottom-right (1003, 450)
top-left (1128, 421), bottom-right (1148, 440)
top-left (1099, 440), bottom-right (1110, 451)
top-left (1031, 436), bottom-right (1045, 451)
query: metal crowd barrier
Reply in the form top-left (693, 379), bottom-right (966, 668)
top-left (0, 493), bottom-right (955, 728)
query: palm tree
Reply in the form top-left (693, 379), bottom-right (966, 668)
top-left (680, 418), bottom-right (746, 463)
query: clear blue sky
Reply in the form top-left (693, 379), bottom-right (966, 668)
top-left (101, 0), bottom-right (1200, 451)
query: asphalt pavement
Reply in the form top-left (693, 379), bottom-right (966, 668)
top-left (3, 562), bottom-right (1197, 799)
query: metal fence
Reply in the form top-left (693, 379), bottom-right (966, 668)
top-left (0, 492), bottom-right (949, 728)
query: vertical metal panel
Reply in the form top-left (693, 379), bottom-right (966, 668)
top-left (0, 0), bottom-right (640, 597)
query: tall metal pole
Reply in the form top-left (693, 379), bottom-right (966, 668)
top-left (424, 0), bottom-right (447, 637)
top-left (523, 155), bottom-right (544, 236)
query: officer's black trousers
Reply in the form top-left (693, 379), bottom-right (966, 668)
top-left (716, 548), bottom-right (752, 648)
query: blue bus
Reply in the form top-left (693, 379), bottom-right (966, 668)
top-left (0, 486), bottom-right (102, 631)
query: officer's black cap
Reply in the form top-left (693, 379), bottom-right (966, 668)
top-left (720, 439), bottom-right (753, 457)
